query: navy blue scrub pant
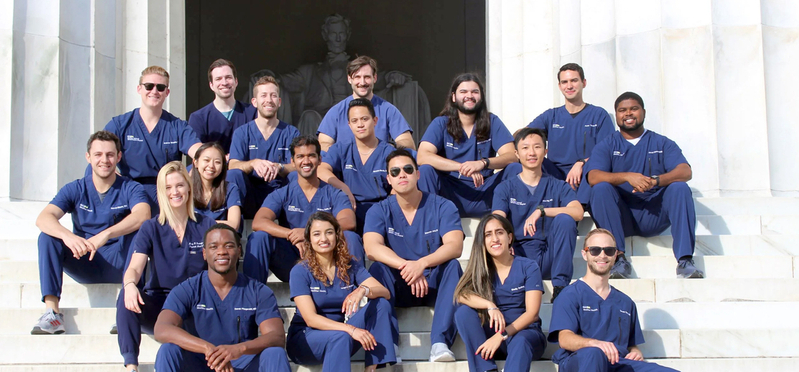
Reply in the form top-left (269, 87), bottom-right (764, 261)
top-left (116, 287), bottom-right (167, 366)
top-left (243, 230), bottom-right (365, 283)
top-left (226, 169), bottom-right (285, 219)
top-left (417, 162), bottom-right (522, 218)
top-left (155, 343), bottom-right (291, 372)
top-left (513, 214), bottom-right (578, 288)
top-left (38, 233), bottom-right (128, 301)
top-left (454, 306), bottom-right (546, 372)
top-left (559, 347), bottom-right (678, 372)
top-left (589, 182), bottom-right (695, 259)
top-left (542, 159), bottom-right (592, 205)
top-left (287, 298), bottom-right (397, 370)
top-left (368, 259), bottom-right (463, 347)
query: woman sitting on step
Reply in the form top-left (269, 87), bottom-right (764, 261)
top-left (115, 161), bottom-right (215, 372)
top-left (190, 142), bottom-right (242, 232)
top-left (287, 211), bottom-right (397, 372)
top-left (453, 213), bottom-right (548, 372)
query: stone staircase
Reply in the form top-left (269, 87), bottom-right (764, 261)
top-left (1, 197), bottom-right (798, 371)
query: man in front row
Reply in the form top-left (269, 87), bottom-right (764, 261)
top-left (364, 149), bottom-right (464, 363)
top-left (244, 135), bottom-right (364, 283)
top-left (33, 131), bottom-right (150, 334)
top-left (548, 228), bottom-right (677, 372)
top-left (586, 92), bottom-right (703, 279)
top-left (153, 224), bottom-right (291, 372)
top-left (493, 128), bottom-right (584, 302)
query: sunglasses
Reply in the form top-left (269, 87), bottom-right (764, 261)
top-left (141, 83), bottom-right (168, 92)
top-left (584, 246), bottom-right (618, 257)
top-left (389, 164), bottom-right (415, 177)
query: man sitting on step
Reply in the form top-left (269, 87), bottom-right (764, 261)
top-left (33, 131), bottom-right (151, 334)
top-left (549, 228), bottom-right (678, 372)
top-left (586, 92), bottom-right (704, 279)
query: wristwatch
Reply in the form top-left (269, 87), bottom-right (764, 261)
top-left (536, 205), bottom-right (546, 217)
top-left (651, 175), bottom-right (660, 187)
top-left (482, 157), bottom-right (491, 169)
top-left (358, 285), bottom-right (370, 297)
top-left (501, 330), bottom-right (509, 341)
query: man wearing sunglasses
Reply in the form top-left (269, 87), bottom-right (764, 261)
top-left (318, 98), bottom-right (410, 234)
top-left (243, 135), bottom-right (364, 283)
top-left (102, 66), bottom-right (202, 215)
top-left (548, 228), bottom-right (678, 372)
top-left (586, 92), bottom-right (703, 279)
top-left (188, 59), bottom-right (256, 154)
top-left (364, 148), bottom-right (465, 363)
top-left (492, 128), bottom-right (585, 302)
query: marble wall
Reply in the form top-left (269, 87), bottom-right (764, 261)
top-left (487, 0), bottom-right (799, 197)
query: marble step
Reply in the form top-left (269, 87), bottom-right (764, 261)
top-left (8, 301), bottom-right (798, 336)
top-left (4, 358), bottom-right (799, 372)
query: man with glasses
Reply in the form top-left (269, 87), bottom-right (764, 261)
top-left (586, 92), bottom-right (703, 279)
top-left (364, 148), bottom-right (464, 363)
top-left (103, 66), bottom-right (201, 215)
top-left (492, 128), bottom-right (585, 302)
top-left (548, 228), bottom-right (678, 372)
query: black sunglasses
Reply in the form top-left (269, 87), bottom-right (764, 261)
top-left (141, 83), bottom-right (168, 92)
top-left (584, 246), bottom-right (618, 257)
top-left (389, 164), bottom-right (415, 177)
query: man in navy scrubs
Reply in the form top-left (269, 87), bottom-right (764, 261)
top-left (493, 128), bottom-right (585, 302)
top-left (548, 228), bottom-right (678, 372)
top-left (103, 65), bottom-right (202, 214)
top-left (188, 59), bottom-right (256, 154)
top-left (527, 63), bottom-right (614, 204)
top-left (364, 148), bottom-right (464, 363)
top-left (154, 223), bottom-right (291, 372)
top-left (317, 55), bottom-right (415, 151)
top-left (33, 131), bottom-right (150, 334)
top-left (586, 92), bottom-right (704, 279)
top-left (243, 135), bottom-right (363, 283)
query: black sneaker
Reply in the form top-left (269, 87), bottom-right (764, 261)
top-left (676, 258), bottom-right (705, 278)
top-left (609, 253), bottom-right (632, 279)
top-left (551, 286), bottom-right (565, 303)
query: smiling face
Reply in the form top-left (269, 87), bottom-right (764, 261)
top-left (615, 98), bottom-right (646, 133)
top-left (292, 145), bottom-right (320, 179)
top-left (558, 69), bottom-right (585, 101)
top-left (348, 65), bottom-right (376, 99)
top-left (137, 73), bottom-right (169, 109)
top-left (194, 146), bottom-right (224, 182)
top-left (165, 172), bottom-right (189, 210)
top-left (252, 82), bottom-right (281, 120)
top-left (483, 218), bottom-right (513, 259)
top-left (347, 105), bottom-right (377, 141)
top-left (515, 133), bottom-right (547, 171)
top-left (85, 140), bottom-right (121, 180)
top-left (583, 232), bottom-right (618, 276)
top-left (309, 219), bottom-right (337, 256)
top-left (203, 228), bottom-right (240, 275)
top-left (452, 81), bottom-right (482, 115)
top-left (386, 156), bottom-right (419, 195)
top-left (209, 65), bottom-right (238, 100)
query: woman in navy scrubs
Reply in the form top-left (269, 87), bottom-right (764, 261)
top-left (116, 161), bottom-right (215, 372)
top-left (191, 142), bottom-right (242, 231)
top-left (453, 214), bottom-right (547, 372)
top-left (287, 212), bottom-right (396, 372)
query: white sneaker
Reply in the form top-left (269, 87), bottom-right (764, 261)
top-left (429, 342), bottom-right (455, 362)
top-left (31, 309), bottom-right (65, 335)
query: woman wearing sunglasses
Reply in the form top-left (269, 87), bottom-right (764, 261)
top-left (190, 142), bottom-right (243, 232)
top-left (288, 212), bottom-right (396, 372)
top-left (453, 214), bottom-right (547, 372)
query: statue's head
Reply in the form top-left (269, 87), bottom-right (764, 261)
top-left (321, 14), bottom-right (351, 54)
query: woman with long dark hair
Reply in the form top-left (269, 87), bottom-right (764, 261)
top-left (453, 213), bottom-right (547, 372)
top-left (287, 212), bottom-right (396, 372)
top-left (190, 142), bottom-right (242, 231)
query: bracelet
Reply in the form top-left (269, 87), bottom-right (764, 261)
top-left (278, 163), bottom-right (284, 171)
top-left (358, 285), bottom-right (371, 297)
top-left (124, 282), bottom-right (136, 288)
top-left (482, 157), bottom-right (491, 169)
top-left (348, 326), bottom-right (357, 335)
top-left (487, 307), bottom-right (499, 311)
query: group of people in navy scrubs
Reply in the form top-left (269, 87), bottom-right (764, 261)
top-left (31, 56), bottom-right (698, 372)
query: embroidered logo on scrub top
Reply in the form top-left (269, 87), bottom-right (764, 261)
top-left (542, 199), bottom-right (553, 203)
top-left (424, 229), bottom-right (439, 235)
top-left (477, 139), bottom-right (492, 145)
top-left (345, 164), bottom-right (357, 171)
top-left (196, 304), bottom-right (215, 311)
top-left (110, 204), bottom-right (129, 210)
top-left (510, 198), bottom-right (526, 206)
top-left (163, 141), bottom-right (178, 145)
top-left (249, 145), bottom-right (258, 150)
top-left (316, 207), bottom-right (332, 212)
top-left (387, 227), bottom-right (404, 238)
top-left (582, 306), bottom-right (598, 312)
top-left (584, 124), bottom-right (598, 128)
top-left (341, 284), bottom-right (355, 290)
top-left (511, 285), bottom-right (525, 292)
top-left (647, 150), bottom-right (663, 154)
top-left (373, 169), bottom-right (386, 173)
top-left (235, 307), bottom-right (257, 311)
top-left (188, 241), bottom-right (204, 253)
top-left (79, 204), bottom-right (93, 212)
top-left (288, 205), bottom-right (304, 213)
top-left (126, 135), bottom-right (143, 142)
top-left (310, 286), bottom-right (327, 293)
top-left (445, 142), bottom-right (459, 150)
top-left (552, 124), bottom-right (565, 129)
top-left (613, 151), bottom-right (625, 157)
top-left (619, 309), bottom-right (631, 316)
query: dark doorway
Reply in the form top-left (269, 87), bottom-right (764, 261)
top-left (185, 0), bottom-right (486, 140)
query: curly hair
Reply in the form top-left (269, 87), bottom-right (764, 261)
top-left (301, 212), bottom-right (352, 286)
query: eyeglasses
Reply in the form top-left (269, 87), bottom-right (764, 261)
top-left (389, 164), bottom-right (415, 177)
top-left (141, 83), bottom-right (168, 92)
top-left (584, 246), bottom-right (618, 257)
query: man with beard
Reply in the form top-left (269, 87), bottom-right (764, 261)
top-left (527, 63), bottom-right (614, 204)
top-left (243, 135), bottom-right (364, 283)
top-left (189, 59), bottom-right (256, 154)
top-left (32, 131), bottom-right (151, 334)
top-left (548, 228), bottom-right (678, 372)
top-left (228, 76), bottom-right (299, 218)
top-left (417, 73), bottom-right (521, 217)
top-left (586, 92), bottom-right (703, 279)
top-left (153, 224), bottom-right (291, 372)
top-left (492, 128), bottom-right (585, 302)
top-left (317, 56), bottom-right (415, 151)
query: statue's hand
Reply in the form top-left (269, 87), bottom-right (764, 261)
top-left (384, 71), bottom-right (411, 88)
